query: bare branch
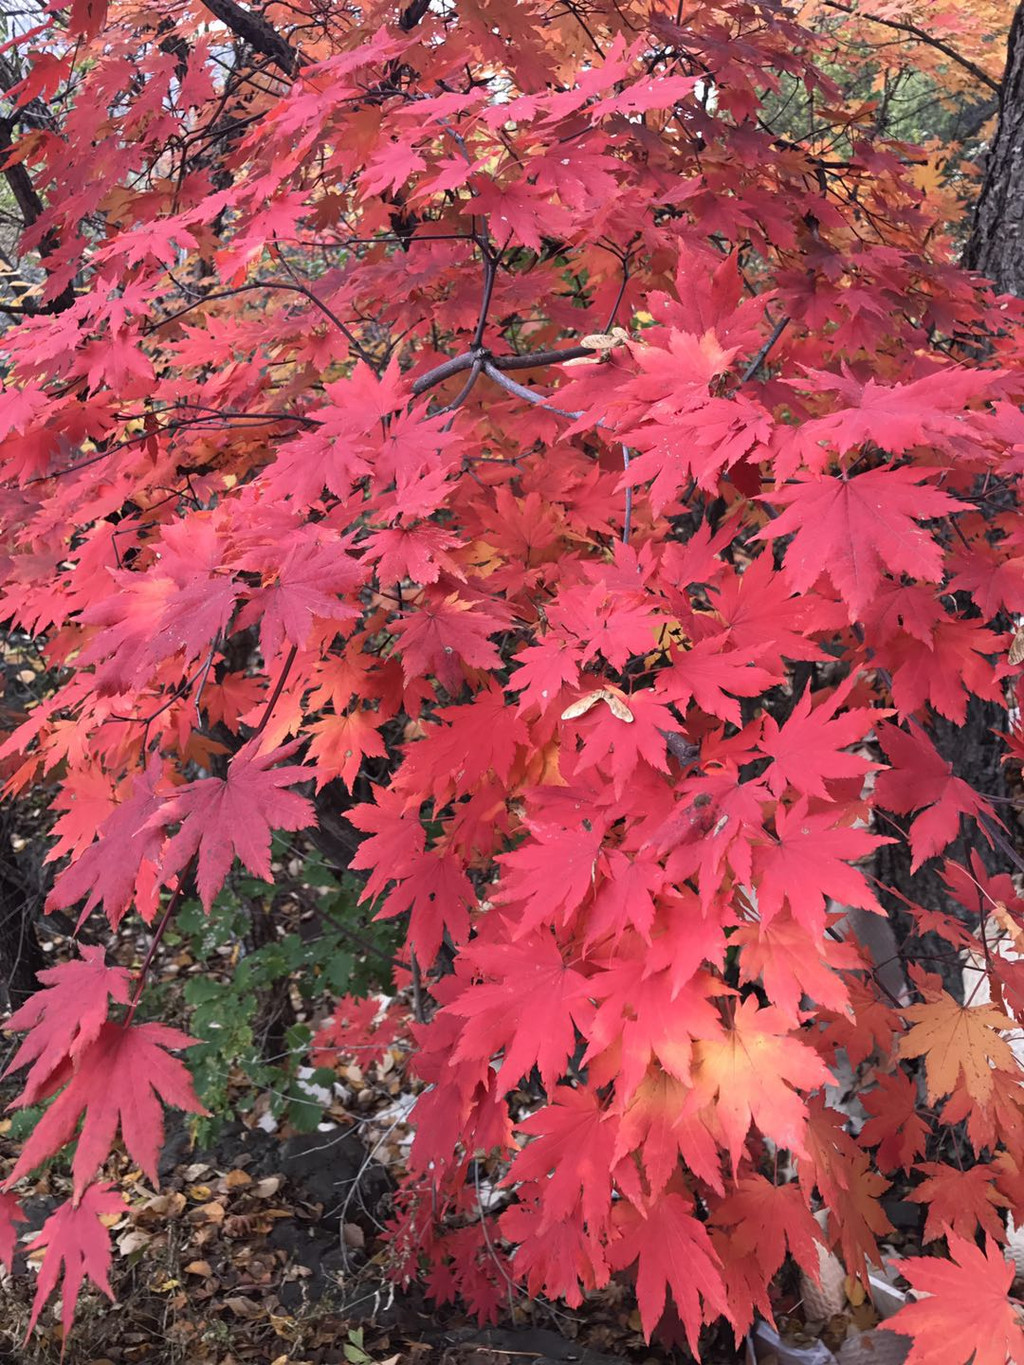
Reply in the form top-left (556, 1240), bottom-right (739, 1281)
top-left (411, 343), bottom-right (594, 398)
top-left (200, 0), bottom-right (302, 75)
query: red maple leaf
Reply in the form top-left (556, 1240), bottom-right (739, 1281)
top-left (76, 567), bottom-right (236, 693)
top-left (800, 1101), bottom-right (893, 1282)
top-left (710, 551), bottom-right (828, 669)
top-left (613, 1068), bottom-right (725, 1196)
top-left (710, 1175), bottom-right (824, 1282)
top-left (3, 945), bottom-right (132, 1105)
top-left (157, 738), bottom-right (314, 909)
top-left (46, 757), bottom-right (167, 929)
top-left (0, 1191), bottom-right (25, 1272)
top-left (569, 688), bottom-right (673, 797)
top-left (46, 767), bottom-right (118, 863)
top-left (508, 1085), bottom-right (618, 1234)
top-left (391, 592), bottom-right (504, 691)
top-left (876, 614), bottom-right (1009, 724)
top-left (787, 366), bottom-right (996, 462)
top-left (6, 1022), bottom-right (208, 1198)
top-left (875, 723), bottom-right (993, 870)
top-left (311, 995), bottom-right (403, 1071)
top-left (448, 935), bottom-right (596, 1092)
top-left (399, 684), bottom-right (528, 801)
top-left (607, 1189), bottom-right (728, 1349)
top-left (659, 637), bottom-right (779, 725)
top-left (687, 997), bottom-right (833, 1170)
top-left (235, 536), bottom-right (362, 660)
top-left (757, 679), bottom-right (882, 799)
top-left (907, 1161), bottom-right (1009, 1244)
top-left (365, 522), bottom-right (463, 588)
top-left (756, 467), bottom-right (968, 619)
top-left (499, 1201), bottom-right (609, 1308)
top-left (730, 911), bottom-right (861, 1023)
top-left (24, 1183), bottom-right (125, 1343)
top-left (506, 634), bottom-right (582, 715)
top-left (585, 849), bottom-right (664, 945)
top-left (374, 846), bottom-right (474, 966)
top-left (881, 1233), bottom-right (1024, 1365)
top-left (859, 1070), bottom-right (930, 1174)
top-left (752, 800), bottom-right (890, 935)
top-left (497, 820), bottom-right (604, 936)
top-left (585, 959), bottom-right (723, 1104)
top-left (306, 709), bottom-right (387, 791)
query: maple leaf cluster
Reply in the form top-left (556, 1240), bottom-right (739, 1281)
top-left (0, 0), bottom-right (1023, 1357)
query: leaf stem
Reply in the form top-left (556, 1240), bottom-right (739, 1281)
top-left (126, 859), bottom-right (197, 1024)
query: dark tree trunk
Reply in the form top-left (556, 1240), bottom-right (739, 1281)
top-left (0, 809), bottom-right (45, 1011)
top-left (964, 3), bottom-right (1024, 288)
top-left (874, 13), bottom-right (1024, 996)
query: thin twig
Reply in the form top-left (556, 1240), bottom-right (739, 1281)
top-left (739, 315), bottom-right (790, 384)
top-left (481, 361), bottom-right (587, 421)
top-left (622, 445), bottom-right (632, 543)
top-left (126, 861), bottom-right (197, 1023)
top-left (252, 645), bottom-right (298, 739)
top-left (472, 250), bottom-right (497, 351)
top-left (435, 357), bottom-right (483, 417)
top-left (150, 279), bottom-right (379, 368)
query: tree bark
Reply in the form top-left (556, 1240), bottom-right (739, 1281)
top-left (0, 807), bottom-right (45, 1011)
top-left (964, 3), bottom-right (1024, 288)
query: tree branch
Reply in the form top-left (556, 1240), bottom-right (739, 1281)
top-left (821, 0), bottom-right (1001, 94)
top-left (411, 344), bottom-right (595, 397)
top-left (0, 117), bottom-right (76, 314)
top-left (200, 0), bottom-right (301, 75)
top-left (738, 315), bottom-right (790, 383)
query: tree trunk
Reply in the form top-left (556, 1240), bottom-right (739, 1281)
top-left (964, 2), bottom-right (1024, 288)
top-left (0, 807), bottom-right (45, 1011)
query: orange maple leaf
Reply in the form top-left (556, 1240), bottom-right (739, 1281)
top-left (899, 987), bottom-right (1018, 1106)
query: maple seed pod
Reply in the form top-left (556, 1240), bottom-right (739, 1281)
top-left (580, 327), bottom-right (631, 351)
top-left (561, 689), bottom-right (635, 723)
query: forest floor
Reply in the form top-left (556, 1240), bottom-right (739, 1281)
top-left (0, 1097), bottom-right (742, 1365)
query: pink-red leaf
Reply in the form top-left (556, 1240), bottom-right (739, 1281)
top-left (756, 468), bottom-right (968, 619)
top-left (157, 739), bottom-right (314, 909)
top-left (25, 1183), bottom-right (125, 1343)
top-left (0, 1191), bottom-right (25, 1271)
top-left (3, 945), bottom-right (131, 1106)
top-left (7, 1022), bottom-right (207, 1199)
top-left (607, 1190), bottom-right (728, 1349)
top-left (881, 1233), bottom-right (1024, 1365)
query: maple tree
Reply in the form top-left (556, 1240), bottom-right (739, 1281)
top-left (0, 0), bottom-right (1023, 1357)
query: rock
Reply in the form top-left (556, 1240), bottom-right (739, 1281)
top-left (836, 1327), bottom-right (911, 1364)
